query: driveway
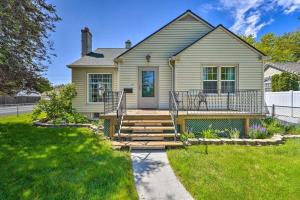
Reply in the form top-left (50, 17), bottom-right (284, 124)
top-left (131, 149), bottom-right (194, 200)
top-left (0, 104), bottom-right (35, 116)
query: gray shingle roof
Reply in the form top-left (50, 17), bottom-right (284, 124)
top-left (68, 48), bottom-right (127, 67)
top-left (265, 62), bottom-right (300, 74)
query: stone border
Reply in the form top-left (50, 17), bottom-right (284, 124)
top-left (33, 121), bottom-right (103, 133)
top-left (187, 134), bottom-right (300, 146)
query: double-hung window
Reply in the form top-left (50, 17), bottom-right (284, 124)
top-left (203, 66), bottom-right (236, 93)
top-left (221, 67), bottom-right (236, 93)
top-left (88, 74), bottom-right (112, 102)
top-left (203, 67), bottom-right (218, 93)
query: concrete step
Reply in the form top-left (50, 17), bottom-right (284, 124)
top-left (112, 141), bottom-right (183, 150)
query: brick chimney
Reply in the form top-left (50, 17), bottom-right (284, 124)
top-left (81, 27), bottom-right (92, 56)
top-left (125, 40), bottom-right (132, 49)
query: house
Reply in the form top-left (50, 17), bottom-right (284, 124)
top-left (68, 10), bottom-right (267, 148)
top-left (264, 62), bottom-right (300, 91)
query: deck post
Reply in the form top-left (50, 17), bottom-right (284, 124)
top-left (244, 117), bottom-right (250, 137)
top-left (108, 118), bottom-right (116, 138)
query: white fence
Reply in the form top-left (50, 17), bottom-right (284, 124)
top-left (265, 91), bottom-right (300, 123)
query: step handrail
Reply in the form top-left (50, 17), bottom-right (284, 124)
top-left (116, 91), bottom-right (126, 139)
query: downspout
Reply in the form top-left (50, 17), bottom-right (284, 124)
top-left (168, 58), bottom-right (175, 91)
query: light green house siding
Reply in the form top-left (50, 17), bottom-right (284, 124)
top-left (71, 67), bottom-right (118, 116)
top-left (118, 15), bottom-right (213, 109)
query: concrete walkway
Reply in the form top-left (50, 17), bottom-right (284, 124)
top-left (131, 150), bottom-right (194, 200)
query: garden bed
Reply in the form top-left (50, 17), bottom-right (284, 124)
top-left (187, 134), bottom-right (300, 146)
top-left (33, 121), bottom-right (103, 133)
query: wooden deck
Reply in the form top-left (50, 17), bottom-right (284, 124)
top-left (102, 109), bottom-right (265, 145)
top-left (104, 109), bottom-right (264, 117)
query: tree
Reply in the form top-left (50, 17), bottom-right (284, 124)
top-left (271, 72), bottom-right (299, 92)
top-left (241, 31), bottom-right (300, 62)
top-left (0, 0), bottom-right (61, 95)
top-left (34, 77), bottom-right (53, 93)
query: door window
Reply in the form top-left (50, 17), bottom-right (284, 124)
top-left (142, 71), bottom-right (155, 97)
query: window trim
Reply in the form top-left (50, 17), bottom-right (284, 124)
top-left (220, 66), bottom-right (236, 94)
top-left (203, 66), bottom-right (218, 94)
top-left (202, 65), bottom-right (238, 94)
top-left (86, 73), bottom-right (113, 104)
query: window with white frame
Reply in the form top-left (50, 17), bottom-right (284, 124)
top-left (203, 67), bottom-right (218, 93)
top-left (221, 67), bottom-right (236, 93)
top-left (203, 66), bottom-right (236, 93)
top-left (88, 74), bottom-right (112, 102)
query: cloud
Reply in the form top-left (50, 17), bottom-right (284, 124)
top-left (203, 0), bottom-right (300, 37)
top-left (277, 0), bottom-right (300, 14)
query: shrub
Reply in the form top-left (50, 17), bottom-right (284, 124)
top-left (286, 125), bottom-right (300, 135)
top-left (261, 117), bottom-right (284, 134)
top-left (249, 124), bottom-right (269, 139)
top-left (180, 132), bottom-right (195, 141)
top-left (32, 84), bottom-right (89, 124)
top-left (228, 128), bottom-right (240, 139)
top-left (272, 72), bottom-right (299, 92)
top-left (200, 125), bottom-right (219, 138)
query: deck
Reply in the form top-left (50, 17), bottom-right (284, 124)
top-left (104, 109), bottom-right (264, 117)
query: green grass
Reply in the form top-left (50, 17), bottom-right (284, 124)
top-left (168, 141), bottom-right (300, 200)
top-left (0, 114), bottom-right (137, 200)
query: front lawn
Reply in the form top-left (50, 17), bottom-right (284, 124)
top-left (168, 140), bottom-right (300, 200)
top-left (0, 114), bottom-right (137, 200)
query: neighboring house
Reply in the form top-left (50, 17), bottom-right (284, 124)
top-left (264, 62), bottom-right (300, 91)
top-left (67, 10), bottom-right (268, 146)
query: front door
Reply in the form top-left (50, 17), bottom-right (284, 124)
top-left (138, 67), bottom-right (158, 109)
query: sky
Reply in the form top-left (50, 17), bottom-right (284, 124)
top-left (46, 0), bottom-right (300, 85)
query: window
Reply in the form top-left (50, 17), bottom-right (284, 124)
top-left (203, 67), bottom-right (218, 93)
top-left (221, 67), bottom-right (236, 93)
top-left (202, 66), bottom-right (237, 93)
top-left (88, 74), bottom-right (112, 102)
top-left (92, 113), bottom-right (100, 119)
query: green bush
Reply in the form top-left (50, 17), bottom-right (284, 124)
top-left (272, 72), bottom-right (299, 92)
top-left (200, 125), bottom-right (219, 138)
top-left (32, 84), bottom-right (89, 124)
top-left (228, 128), bottom-right (240, 139)
top-left (261, 117), bottom-right (284, 134)
top-left (286, 125), bottom-right (300, 135)
top-left (180, 132), bottom-right (195, 141)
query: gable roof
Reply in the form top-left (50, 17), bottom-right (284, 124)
top-left (68, 48), bottom-right (126, 67)
top-left (173, 24), bottom-right (266, 57)
top-left (264, 62), bottom-right (300, 74)
top-left (115, 10), bottom-right (214, 60)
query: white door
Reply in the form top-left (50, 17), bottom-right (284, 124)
top-left (138, 67), bottom-right (158, 109)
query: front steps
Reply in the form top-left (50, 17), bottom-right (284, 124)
top-left (112, 141), bottom-right (183, 150)
top-left (112, 116), bottom-right (182, 150)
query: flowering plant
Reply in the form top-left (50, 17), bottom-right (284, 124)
top-left (249, 124), bottom-right (269, 139)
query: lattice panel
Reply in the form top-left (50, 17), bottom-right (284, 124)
top-left (250, 118), bottom-right (262, 127)
top-left (103, 119), bottom-right (110, 136)
top-left (185, 119), bottom-right (244, 135)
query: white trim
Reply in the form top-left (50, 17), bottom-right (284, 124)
top-left (86, 73), bottom-right (113, 104)
top-left (201, 65), bottom-right (238, 94)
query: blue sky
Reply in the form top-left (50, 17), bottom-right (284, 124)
top-left (47, 0), bottom-right (300, 85)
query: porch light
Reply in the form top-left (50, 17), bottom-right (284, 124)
top-left (146, 54), bottom-right (151, 62)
